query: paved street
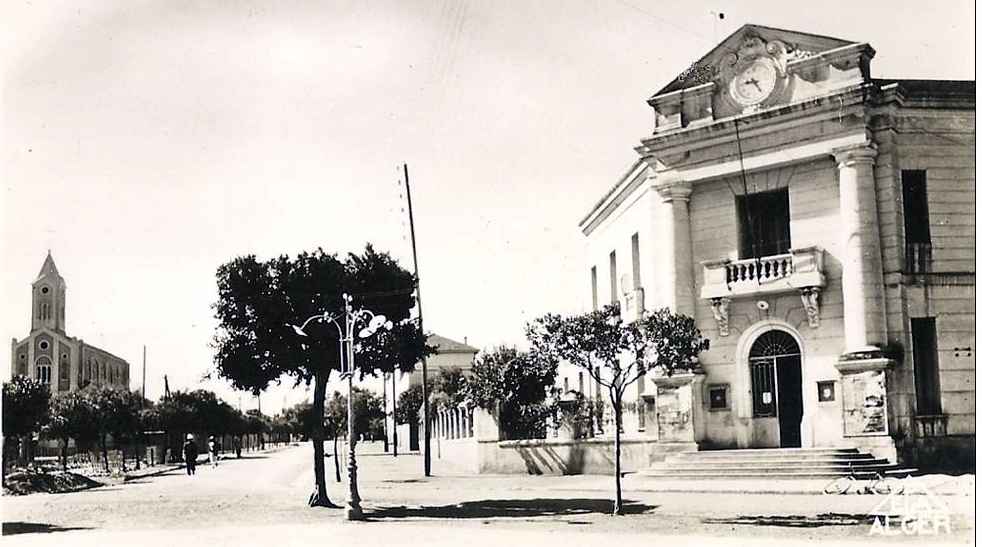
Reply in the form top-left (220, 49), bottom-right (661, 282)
top-left (2, 444), bottom-right (973, 545)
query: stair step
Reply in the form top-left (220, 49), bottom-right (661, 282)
top-left (651, 459), bottom-right (891, 470)
top-left (644, 447), bottom-right (914, 482)
top-left (647, 463), bottom-right (899, 473)
top-left (643, 468), bottom-right (909, 479)
top-left (671, 448), bottom-right (866, 458)
top-left (665, 453), bottom-right (877, 463)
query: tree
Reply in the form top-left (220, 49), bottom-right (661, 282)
top-left (431, 367), bottom-right (468, 410)
top-left (88, 386), bottom-right (142, 473)
top-left (212, 245), bottom-right (431, 508)
top-left (45, 391), bottom-right (99, 472)
top-left (467, 346), bottom-right (557, 439)
top-left (2, 376), bottom-right (51, 469)
top-left (324, 392), bottom-right (346, 482)
top-left (244, 409), bottom-right (269, 449)
top-left (395, 384), bottom-right (424, 426)
top-left (351, 387), bottom-right (385, 440)
top-left (526, 305), bottom-right (706, 515)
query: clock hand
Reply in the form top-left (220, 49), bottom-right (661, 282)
top-left (744, 77), bottom-right (762, 92)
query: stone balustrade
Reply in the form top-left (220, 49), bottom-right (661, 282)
top-left (700, 246), bottom-right (826, 299)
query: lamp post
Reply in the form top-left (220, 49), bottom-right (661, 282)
top-left (290, 293), bottom-right (391, 521)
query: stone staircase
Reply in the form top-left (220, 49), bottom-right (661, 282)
top-left (643, 447), bottom-right (915, 479)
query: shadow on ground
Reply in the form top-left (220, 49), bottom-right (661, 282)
top-left (2, 522), bottom-right (94, 535)
top-left (702, 513), bottom-right (877, 528)
top-left (367, 498), bottom-right (656, 520)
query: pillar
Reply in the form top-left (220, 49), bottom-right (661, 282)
top-left (833, 143), bottom-right (888, 355)
top-left (654, 176), bottom-right (696, 318)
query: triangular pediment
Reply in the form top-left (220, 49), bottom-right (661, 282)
top-left (655, 24), bottom-right (857, 96)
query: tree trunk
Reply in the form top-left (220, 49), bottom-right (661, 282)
top-left (612, 394), bottom-right (623, 516)
top-left (121, 442), bottom-right (128, 473)
top-left (333, 435), bottom-right (341, 482)
top-left (61, 438), bottom-right (68, 472)
top-left (308, 372), bottom-right (338, 508)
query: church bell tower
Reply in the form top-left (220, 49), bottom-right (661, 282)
top-left (32, 251), bottom-right (66, 333)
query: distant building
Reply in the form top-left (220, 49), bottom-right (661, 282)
top-left (9, 252), bottom-right (131, 393)
top-left (578, 24), bottom-right (974, 469)
top-left (385, 334), bottom-right (478, 451)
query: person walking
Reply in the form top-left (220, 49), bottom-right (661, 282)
top-left (183, 434), bottom-right (198, 476)
top-left (208, 436), bottom-right (218, 468)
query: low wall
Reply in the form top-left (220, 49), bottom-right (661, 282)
top-left (478, 437), bottom-right (659, 475)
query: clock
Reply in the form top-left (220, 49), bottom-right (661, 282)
top-left (728, 58), bottom-right (778, 108)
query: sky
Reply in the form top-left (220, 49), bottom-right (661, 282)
top-left (1, 0), bottom-right (974, 414)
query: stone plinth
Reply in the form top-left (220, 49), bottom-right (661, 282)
top-left (652, 372), bottom-right (706, 446)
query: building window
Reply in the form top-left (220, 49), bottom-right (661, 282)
top-left (911, 317), bottom-right (942, 415)
top-left (817, 381), bottom-right (836, 402)
top-left (737, 188), bottom-right (791, 259)
top-left (631, 233), bottom-right (641, 290)
top-left (708, 384), bottom-right (729, 410)
top-left (590, 266), bottom-right (598, 311)
top-left (563, 377), bottom-right (569, 393)
top-left (609, 251), bottom-right (618, 304)
top-left (36, 357), bottom-right (52, 385)
top-left (902, 170), bottom-right (932, 273)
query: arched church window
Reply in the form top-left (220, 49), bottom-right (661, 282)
top-left (36, 356), bottom-right (52, 385)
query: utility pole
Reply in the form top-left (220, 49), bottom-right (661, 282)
top-left (403, 162), bottom-right (430, 476)
top-left (392, 371), bottom-right (398, 457)
top-left (142, 345), bottom-right (146, 403)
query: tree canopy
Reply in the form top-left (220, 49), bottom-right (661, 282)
top-left (526, 304), bottom-right (706, 515)
top-left (2, 376), bottom-right (51, 442)
top-left (467, 346), bottom-right (558, 439)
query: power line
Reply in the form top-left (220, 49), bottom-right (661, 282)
top-left (613, 0), bottom-right (709, 42)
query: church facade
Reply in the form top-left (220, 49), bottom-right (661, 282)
top-left (9, 253), bottom-right (131, 393)
top-left (579, 25), bottom-right (974, 469)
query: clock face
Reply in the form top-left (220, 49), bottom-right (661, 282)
top-left (729, 58), bottom-right (777, 107)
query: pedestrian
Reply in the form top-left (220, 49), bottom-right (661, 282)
top-left (183, 434), bottom-right (198, 476)
top-left (208, 436), bottom-right (218, 468)
top-left (233, 436), bottom-right (241, 459)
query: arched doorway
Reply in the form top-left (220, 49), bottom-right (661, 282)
top-left (749, 330), bottom-right (803, 448)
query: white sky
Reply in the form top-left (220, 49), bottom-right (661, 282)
top-left (2, 0), bottom-right (974, 414)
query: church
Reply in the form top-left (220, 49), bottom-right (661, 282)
top-left (9, 253), bottom-right (131, 393)
top-left (578, 24), bottom-right (974, 469)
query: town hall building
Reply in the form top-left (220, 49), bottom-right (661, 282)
top-left (10, 253), bottom-right (131, 393)
top-left (579, 25), bottom-right (974, 470)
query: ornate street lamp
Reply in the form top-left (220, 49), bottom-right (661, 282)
top-left (290, 293), bottom-right (392, 520)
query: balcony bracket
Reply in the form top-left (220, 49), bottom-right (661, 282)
top-left (799, 286), bottom-right (822, 328)
top-left (709, 297), bottom-right (731, 337)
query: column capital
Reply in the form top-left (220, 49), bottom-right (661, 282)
top-left (832, 143), bottom-right (878, 168)
top-left (653, 176), bottom-right (693, 203)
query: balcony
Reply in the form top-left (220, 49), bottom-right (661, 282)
top-left (700, 246), bottom-right (826, 300)
top-left (700, 247), bottom-right (826, 336)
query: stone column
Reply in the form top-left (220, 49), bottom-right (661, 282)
top-left (654, 176), bottom-right (696, 318)
top-left (833, 144), bottom-right (888, 355)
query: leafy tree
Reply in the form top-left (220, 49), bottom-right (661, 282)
top-left (88, 386), bottom-right (142, 473)
top-left (244, 409), bottom-right (269, 449)
top-left (395, 384), bottom-right (425, 426)
top-left (467, 346), bottom-right (557, 440)
top-left (431, 367), bottom-right (468, 410)
top-left (526, 304), bottom-right (706, 515)
top-left (212, 245), bottom-right (431, 507)
top-left (324, 392), bottom-right (346, 482)
top-left (156, 389), bottom-right (233, 459)
top-left (44, 391), bottom-right (99, 471)
top-left (2, 376), bottom-right (51, 468)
